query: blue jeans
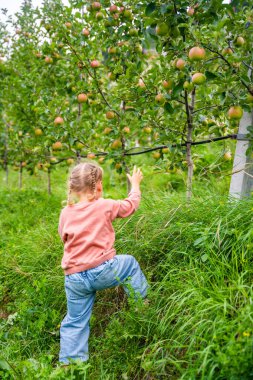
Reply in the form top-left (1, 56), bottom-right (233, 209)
top-left (59, 254), bottom-right (148, 364)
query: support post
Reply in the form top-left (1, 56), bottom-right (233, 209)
top-left (229, 111), bottom-right (253, 198)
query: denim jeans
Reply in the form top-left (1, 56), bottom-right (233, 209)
top-left (59, 254), bottom-right (148, 364)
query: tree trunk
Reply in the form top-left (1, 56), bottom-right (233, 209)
top-left (47, 169), bottom-right (51, 195)
top-left (19, 162), bottom-right (23, 189)
top-left (5, 165), bottom-right (9, 186)
top-left (184, 88), bottom-right (195, 200)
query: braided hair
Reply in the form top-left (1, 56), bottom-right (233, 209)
top-left (65, 162), bottom-right (103, 206)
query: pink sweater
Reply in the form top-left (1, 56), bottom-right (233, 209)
top-left (58, 190), bottom-right (141, 275)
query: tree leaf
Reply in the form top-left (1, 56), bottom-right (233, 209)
top-left (145, 3), bottom-right (156, 16)
top-left (0, 359), bottom-right (11, 371)
top-left (164, 102), bottom-right (174, 114)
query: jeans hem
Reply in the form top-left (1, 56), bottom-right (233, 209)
top-left (59, 355), bottom-right (89, 364)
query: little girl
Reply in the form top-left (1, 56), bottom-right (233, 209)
top-left (58, 162), bottom-right (148, 365)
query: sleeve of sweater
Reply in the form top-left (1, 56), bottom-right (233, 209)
top-left (110, 189), bottom-right (141, 220)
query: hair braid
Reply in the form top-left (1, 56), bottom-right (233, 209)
top-left (63, 161), bottom-right (103, 207)
top-left (90, 167), bottom-right (97, 198)
top-left (66, 179), bottom-right (74, 206)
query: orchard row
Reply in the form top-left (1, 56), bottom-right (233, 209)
top-left (0, 0), bottom-right (252, 196)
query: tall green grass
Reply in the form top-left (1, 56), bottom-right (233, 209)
top-left (0, 176), bottom-right (252, 379)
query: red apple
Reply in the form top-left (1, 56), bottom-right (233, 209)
top-left (92, 2), bottom-right (101, 10)
top-left (188, 47), bottom-right (206, 61)
top-left (106, 111), bottom-right (115, 119)
top-left (77, 93), bottom-right (88, 103)
top-left (90, 60), bottom-right (100, 68)
top-left (45, 56), bottom-right (53, 64)
top-left (52, 141), bottom-right (62, 150)
top-left (109, 4), bottom-right (118, 13)
top-left (228, 105), bottom-right (243, 120)
top-left (82, 28), bottom-right (90, 37)
top-left (155, 93), bottom-right (165, 104)
top-left (162, 80), bottom-right (173, 90)
top-left (187, 7), bottom-right (195, 16)
top-left (54, 116), bottom-right (64, 125)
top-left (191, 72), bottom-right (206, 85)
top-left (175, 59), bottom-right (186, 70)
top-left (111, 139), bottom-right (122, 149)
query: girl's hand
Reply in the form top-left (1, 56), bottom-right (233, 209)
top-left (127, 166), bottom-right (143, 188)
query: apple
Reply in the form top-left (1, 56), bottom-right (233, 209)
top-left (96, 12), bottom-right (103, 20)
top-left (152, 151), bottom-right (161, 159)
top-left (134, 44), bottom-right (142, 53)
top-left (108, 46), bottom-right (117, 54)
top-left (123, 126), bottom-right (130, 133)
top-left (156, 23), bottom-right (169, 36)
top-left (52, 141), bottom-right (62, 150)
top-left (108, 72), bottom-right (116, 80)
top-left (175, 59), bottom-right (186, 70)
top-left (162, 80), bottom-right (173, 90)
top-left (109, 5), bottom-right (118, 13)
top-left (53, 53), bottom-right (61, 59)
top-left (143, 126), bottom-right (152, 134)
top-left (66, 158), bottom-right (74, 165)
top-left (246, 93), bottom-right (253, 104)
top-left (192, 72), bottom-right (206, 85)
top-left (106, 111), bottom-right (115, 119)
top-left (162, 147), bottom-right (169, 154)
top-left (98, 157), bottom-right (105, 163)
top-left (15, 29), bottom-right (22, 34)
top-left (155, 94), bottom-right (165, 104)
top-left (92, 2), bottom-right (101, 10)
top-left (111, 139), bottom-right (122, 149)
top-left (183, 81), bottom-right (194, 91)
top-left (76, 142), bottom-right (85, 149)
top-left (224, 151), bottom-right (232, 161)
top-left (82, 28), bottom-right (90, 37)
top-left (18, 131), bottom-right (23, 137)
top-left (35, 52), bottom-right (42, 58)
top-left (54, 116), bottom-right (64, 125)
top-left (188, 46), bottom-right (206, 61)
top-left (37, 163), bottom-right (43, 170)
top-left (21, 162), bottom-right (27, 167)
top-left (137, 79), bottom-right (145, 88)
top-left (187, 7), bottom-right (194, 16)
top-left (87, 153), bottom-right (96, 159)
top-left (235, 36), bottom-right (245, 46)
top-left (222, 47), bottom-right (233, 55)
top-left (228, 105), bottom-right (243, 120)
top-left (77, 93), bottom-right (88, 103)
top-left (103, 127), bottom-right (112, 134)
top-left (35, 128), bottom-right (43, 136)
top-left (45, 56), bottom-right (53, 64)
top-left (90, 60), bottom-right (100, 68)
top-left (129, 28), bottom-right (138, 37)
top-left (115, 163), bottom-right (122, 169)
top-left (65, 22), bottom-right (72, 28)
top-left (50, 157), bottom-right (57, 162)
top-left (123, 10), bottom-right (133, 19)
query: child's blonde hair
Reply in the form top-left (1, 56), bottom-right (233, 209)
top-left (66, 162), bottom-right (103, 206)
